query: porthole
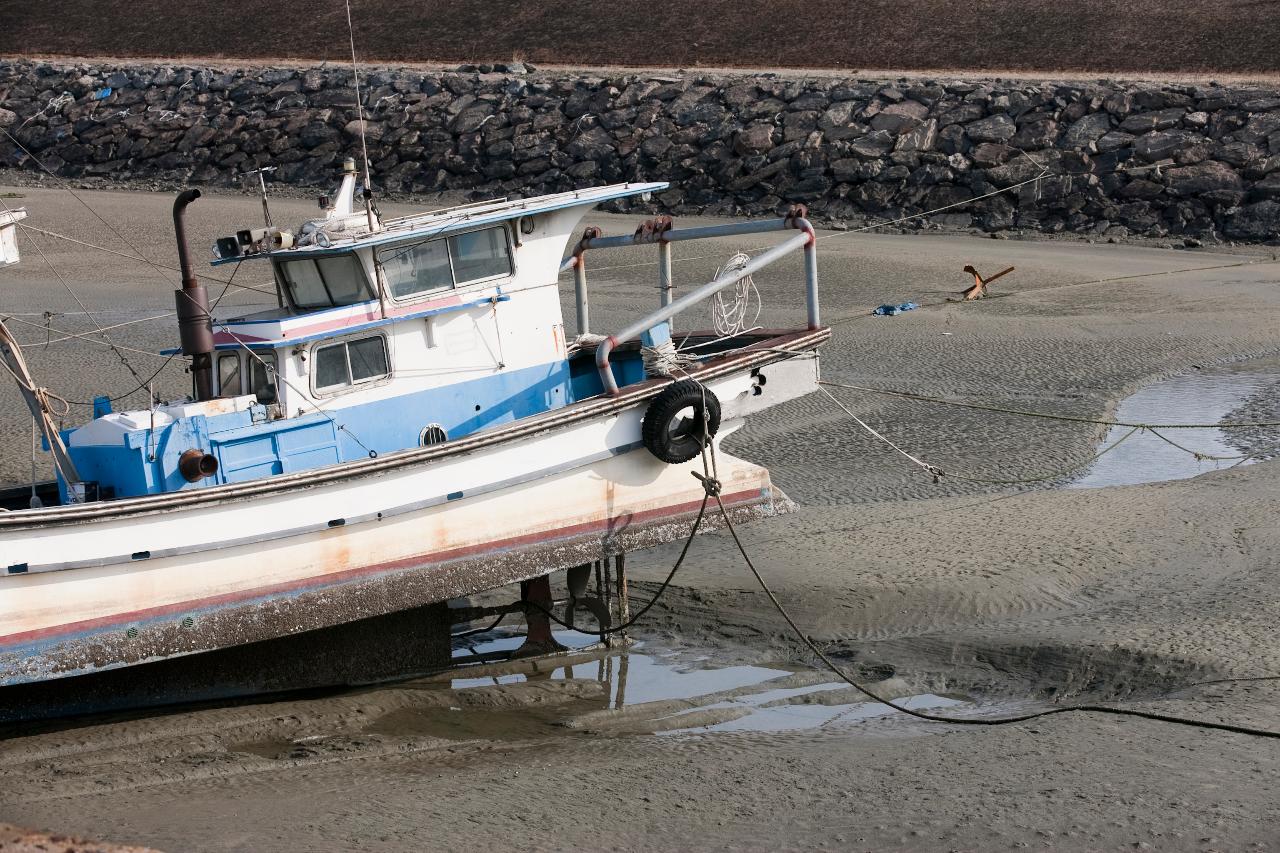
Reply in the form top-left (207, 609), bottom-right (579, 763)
top-left (419, 424), bottom-right (449, 446)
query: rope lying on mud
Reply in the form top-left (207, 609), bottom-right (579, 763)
top-left (817, 382), bottom-right (1280, 484)
top-left (707, 480), bottom-right (1280, 739)
top-left (820, 380), bottom-right (1280, 430)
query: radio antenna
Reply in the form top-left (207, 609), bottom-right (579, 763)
top-left (344, 0), bottom-right (377, 232)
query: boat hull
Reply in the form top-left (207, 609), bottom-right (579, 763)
top-left (0, 336), bottom-right (825, 689)
top-left (1, 445), bottom-right (788, 688)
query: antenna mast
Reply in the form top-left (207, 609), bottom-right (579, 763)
top-left (344, 0), bottom-right (378, 233)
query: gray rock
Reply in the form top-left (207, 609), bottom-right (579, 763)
top-left (1118, 178), bottom-right (1164, 200)
top-left (965, 114), bottom-right (1016, 143)
top-left (848, 131), bottom-right (895, 158)
top-left (1165, 160), bottom-right (1243, 196)
top-left (1237, 112), bottom-right (1280, 144)
top-left (1119, 108), bottom-right (1186, 134)
top-left (734, 122), bottom-right (776, 156)
top-left (0, 107), bottom-right (16, 128)
top-left (936, 103), bottom-right (985, 127)
top-left (1062, 113), bottom-right (1111, 148)
top-left (970, 142), bottom-right (1017, 167)
top-left (1133, 130), bottom-right (1200, 163)
top-left (1223, 200), bottom-right (1280, 240)
top-left (1011, 118), bottom-right (1058, 150)
top-left (1096, 131), bottom-right (1135, 153)
top-left (895, 118), bottom-right (938, 153)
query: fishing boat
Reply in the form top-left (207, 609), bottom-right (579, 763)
top-left (0, 158), bottom-right (828, 710)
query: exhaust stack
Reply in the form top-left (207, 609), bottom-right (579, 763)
top-left (172, 189), bottom-right (215, 401)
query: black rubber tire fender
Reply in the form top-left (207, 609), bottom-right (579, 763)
top-left (641, 379), bottom-right (722, 464)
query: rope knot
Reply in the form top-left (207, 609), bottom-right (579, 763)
top-left (691, 470), bottom-right (722, 496)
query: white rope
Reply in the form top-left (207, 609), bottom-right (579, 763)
top-left (642, 338), bottom-right (697, 377)
top-left (710, 251), bottom-right (761, 337)
top-left (817, 385), bottom-right (945, 481)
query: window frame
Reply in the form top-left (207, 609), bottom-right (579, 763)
top-left (274, 252), bottom-right (377, 312)
top-left (310, 332), bottom-right (393, 397)
top-left (377, 225), bottom-right (515, 304)
top-left (217, 351), bottom-right (243, 397)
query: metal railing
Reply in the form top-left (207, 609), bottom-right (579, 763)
top-left (561, 210), bottom-right (819, 396)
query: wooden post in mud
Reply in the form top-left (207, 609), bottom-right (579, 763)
top-left (516, 576), bottom-right (560, 656)
top-left (616, 553), bottom-right (630, 638)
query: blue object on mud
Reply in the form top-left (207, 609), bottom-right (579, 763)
top-left (872, 301), bottom-right (920, 316)
top-left (93, 87), bottom-right (112, 100)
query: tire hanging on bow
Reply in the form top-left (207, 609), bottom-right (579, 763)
top-left (641, 379), bottom-right (722, 464)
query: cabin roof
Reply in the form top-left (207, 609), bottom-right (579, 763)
top-left (161, 287), bottom-right (511, 352)
top-left (210, 181), bottom-right (667, 267)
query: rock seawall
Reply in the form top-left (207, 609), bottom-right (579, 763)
top-left (3, 59), bottom-right (1280, 242)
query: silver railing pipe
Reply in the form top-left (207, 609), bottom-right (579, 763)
top-left (595, 229), bottom-right (812, 395)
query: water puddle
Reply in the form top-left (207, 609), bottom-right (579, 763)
top-left (443, 631), bottom-right (967, 736)
top-left (1068, 370), bottom-right (1280, 489)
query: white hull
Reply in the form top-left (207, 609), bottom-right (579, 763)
top-left (1, 343), bottom-right (824, 686)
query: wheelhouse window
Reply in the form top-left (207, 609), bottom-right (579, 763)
top-left (217, 350), bottom-right (279, 404)
top-left (313, 335), bottom-right (390, 392)
top-left (276, 253), bottom-right (374, 310)
top-left (377, 226), bottom-right (513, 300)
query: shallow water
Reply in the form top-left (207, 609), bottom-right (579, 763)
top-left (450, 631), bottom-right (964, 734)
top-left (1069, 371), bottom-right (1280, 489)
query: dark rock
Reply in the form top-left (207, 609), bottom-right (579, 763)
top-left (1062, 113), bottom-right (1112, 148)
top-left (1118, 178), bottom-right (1164, 200)
top-left (870, 103), bottom-right (924, 135)
top-left (1133, 130), bottom-right (1200, 163)
top-left (1214, 141), bottom-right (1263, 167)
top-left (734, 122), bottom-right (776, 156)
top-left (1165, 160), bottom-right (1243, 196)
top-left (1011, 118), bottom-right (1058, 150)
top-left (895, 119), bottom-right (937, 152)
top-left (1119, 108), bottom-right (1186, 134)
top-left (965, 114), bottom-right (1016, 143)
top-left (848, 131), bottom-right (894, 158)
top-left (1251, 174), bottom-right (1280, 199)
top-left (970, 142), bottom-right (1017, 167)
top-left (936, 103), bottom-right (985, 127)
top-left (1223, 200), bottom-right (1280, 240)
top-left (1096, 131), bottom-right (1135, 153)
top-left (1237, 112), bottom-right (1280, 144)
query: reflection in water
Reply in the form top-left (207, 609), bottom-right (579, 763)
top-left (1070, 372), bottom-right (1279, 489)
top-left (449, 631), bottom-right (965, 734)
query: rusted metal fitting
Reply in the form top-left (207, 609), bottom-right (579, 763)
top-left (178, 448), bottom-right (219, 483)
top-left (633, 215), bottom-right (674, 243)
top-left (783, 204), bottom-right (809, 228)
top-left (574, 225), bottom-right (604, 258)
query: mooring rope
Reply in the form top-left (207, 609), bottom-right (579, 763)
top-left (820, 380), bottom-right (1280, 430)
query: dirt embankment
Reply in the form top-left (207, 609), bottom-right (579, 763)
top-left (1, 0), bottom-right (1278, 76)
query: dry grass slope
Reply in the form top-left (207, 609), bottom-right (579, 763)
top-left (1, 0), bottom-right (1278, 75)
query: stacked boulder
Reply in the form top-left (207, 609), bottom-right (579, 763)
top-left (3, 60), bottom-right (1280, 241)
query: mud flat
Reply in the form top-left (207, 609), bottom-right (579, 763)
top-left (2, 187), bottom-right (1280, 850)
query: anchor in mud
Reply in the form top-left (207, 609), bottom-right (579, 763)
top-left (960, 263), bottom-right (1015, 300)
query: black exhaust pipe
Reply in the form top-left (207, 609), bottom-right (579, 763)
top-left (173, 189), bottom-right (215, 401)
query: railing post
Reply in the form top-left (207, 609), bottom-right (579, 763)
top-left (658, 241), bottom-right (673, 325)
top-left (803, 230), bottom-right (820, 329)
top-left (574, 256), bottom-right (590, 336)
